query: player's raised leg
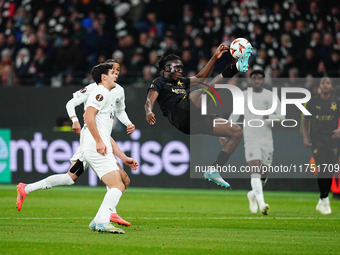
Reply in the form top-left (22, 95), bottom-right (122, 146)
top-left (16, 160), bottom-right (82, 211)
top-left (204, 121), bottom-right (242, 188)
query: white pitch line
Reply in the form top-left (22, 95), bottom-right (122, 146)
top-left (0, 217), bottom-right (338, 220)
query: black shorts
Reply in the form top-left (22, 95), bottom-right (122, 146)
top-left (170, 100), bottom-right (217, 135)
top-left (311, 138), bottom-right (337, 177)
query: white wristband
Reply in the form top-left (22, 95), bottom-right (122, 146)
top-left (71, 117), bottom-right (79, 123)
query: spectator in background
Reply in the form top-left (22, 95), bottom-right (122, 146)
top-left (0, 49), bottom-right (13, 72)
top-left (14, 47), bottom-right (30, 84)
top-left (316, 61), bottom-right (329, 78)
top-left (181, 49), bottom-right (196, 76)
top-left (0, 64), bottom-right (18, 86)
top-left (0, 33), bottom-right (7, 53)
top-left (136, 11), bottom-right (164, 38)
top-left (53, 36), bottom-right (83, 76)
top-left (320, 33), bottom-right (335, 64)
top-left (6, 34), bottom-right (20, 58)
top-left (253, 49), bottom-right (269, 71)
top-left (135, 65), bottom-right (156, 88)
top-left (28, 47), bottom-right (50, 87)
top-left (279, 34), bottom-right (293, 59)
top-left (0, 0), bottom-right (339, 86)
top-left (129, 47), bottom-right (146, 79)
top-left (84, 19), bottom-right (112, 68)
top-left (309, 31), bottom-right (322, 56)
top-left (300, 48), bottom-right (319, 77)
top-left (327, 51), bottom-right (340, 77)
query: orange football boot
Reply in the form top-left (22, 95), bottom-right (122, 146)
top-left (16, 183), bottom-right (28, 211)
top-left (110, 213), bottom-right (131, 226)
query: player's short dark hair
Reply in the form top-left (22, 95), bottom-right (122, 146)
top-left (157, 54), bottom-right (182, 71)
top-left (250, 69), bottom-right (265, 78)
top-left (104, 59), bottom-right (119, 64)
top-left (91, 63), bottom-right (113, 84)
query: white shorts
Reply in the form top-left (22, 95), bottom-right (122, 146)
top-left (70, 146), bottom-right (90, 170)
top-left (244, 141), bottom-right (273, 166)
top-left (83, 150), bottom-right (119, 179)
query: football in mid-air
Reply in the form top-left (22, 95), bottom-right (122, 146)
top-left (230, 38), bottom-right (251, 59)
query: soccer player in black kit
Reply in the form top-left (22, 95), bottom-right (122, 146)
top-left (302, 77), bottom-right (340, 215)
top-left (145, 43), bottom-right (252, 188)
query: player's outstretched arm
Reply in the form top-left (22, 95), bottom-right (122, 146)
top-left (115, 110), bottom-right (135, 134)
top-left (145, 90), bottom-right (159, 125)
top-left (66, 98), bottom-right (82, 135)
top-left (190, 43), bottom-right (228, 82)
top-left (110, 137), bottom-right (138, 170)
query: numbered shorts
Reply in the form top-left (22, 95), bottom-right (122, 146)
top-left (83, 150), bottom-right (120, 180)
top-left (244, 141), bottom-right (273, 166)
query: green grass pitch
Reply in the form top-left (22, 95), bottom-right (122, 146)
top-left (1, 185), bottom-right (340, 255)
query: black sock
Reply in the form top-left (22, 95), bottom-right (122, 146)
top-left (222, 64), bottom-right (238, 78)
top-left (317, 178), bottom-right (332, 199)
top-left (213, 151), bottom-right (230, 167)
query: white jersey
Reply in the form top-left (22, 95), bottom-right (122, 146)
top-left (82, 85), bottom-right (115, 153)
top-left (229, 88), bottom-right (284, 143)
top-left (73, 82), bottom-right (131, 126)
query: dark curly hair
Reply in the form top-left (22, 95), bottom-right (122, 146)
top-left (157, 54), bottom-right (182, 73)
top-left (104, 59), bottom-right (119, 64)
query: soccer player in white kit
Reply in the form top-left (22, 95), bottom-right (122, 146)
top-left (82, 62), bottom-right (129, 233)
top-left (229, 70), bottom-right (284, 215)
top-left (16, 60), bottom-right (137, 228)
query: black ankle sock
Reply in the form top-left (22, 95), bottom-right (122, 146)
top-left (317, 178), bottom-right (332, 199)
top-left (213, 151), bottom-right (230, 166)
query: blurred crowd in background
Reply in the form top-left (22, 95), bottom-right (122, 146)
top-left (0, 0), bottom-right (339, 89)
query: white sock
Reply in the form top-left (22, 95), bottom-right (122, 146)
top-left (25, 173), bottom-right (74, 194)
top-left (94, 188), bottom-right (122, 223)
top-left (251, 173), bottom-right (265, 208)
top-left (105, 186), bottom-right (117, 213)
top-left (248, 190), bottom-right (256, 199)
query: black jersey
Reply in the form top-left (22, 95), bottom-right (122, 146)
top-left (305, 95), bottom-right (340, 142)
top-left (148, 76), bottom-right (191, 124)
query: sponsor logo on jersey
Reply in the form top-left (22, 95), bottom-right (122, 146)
top-left (115, 98), bottom-right (120, 106)
top-left (96, 94), bottom-right (104, 102)
top-left (331, 102), bottom-right (337, 111)
top-left (80, 88), bottom-right (87, 93)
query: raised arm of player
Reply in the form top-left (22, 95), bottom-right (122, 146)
top-left (190, 43), bottom-right (228, 83)
top-left (66, 98), bottom-right (82, 135)
top-left (84, 106), bottom-right (107, 155)
top-left (110, 137), bottom-right (138, 170)
top-left (115, 89), bottom-right (135, 134)
top-left (145, 90), bottom-right (159, 125)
